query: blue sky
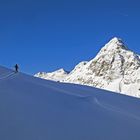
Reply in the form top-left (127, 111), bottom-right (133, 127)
top-left (0, 0), bottom-right (140, 74)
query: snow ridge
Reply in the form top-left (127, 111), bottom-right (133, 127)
top-left (35, 68), bottom-right (69, 81)
top-left (35, 37), bottom-right (140, 98)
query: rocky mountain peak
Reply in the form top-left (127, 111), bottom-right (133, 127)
top-left (97, 37), bottom-right (127, 57)
top-left (35, 37), bottom-right (140, 98)
top-left (88, 38), bottom-right (140, 80)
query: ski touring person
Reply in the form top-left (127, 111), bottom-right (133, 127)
top-left (14, 64), bottom-right (19, 72)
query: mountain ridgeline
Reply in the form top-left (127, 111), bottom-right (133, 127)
top-left (35, 37), bottom-right (140, 98)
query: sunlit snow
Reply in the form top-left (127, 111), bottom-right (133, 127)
top-left (1, 66), bottom-right (140, 139)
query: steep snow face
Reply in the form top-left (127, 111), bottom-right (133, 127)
top-left (1, 66), bottom-right (140, 140)
top-left (61, 61), bottom-right (88, 82)
top-left (35, 37), bottom-right (140, 98)
top-left (35, 68), bottom-right (69, 81)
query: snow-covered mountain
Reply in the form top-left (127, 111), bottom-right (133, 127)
top-left (1, 65), bottom-right (140, 139)
top-left (35, 37), bottom-right (140, 98)
top-left (35, 68), bottom-right (69, 81)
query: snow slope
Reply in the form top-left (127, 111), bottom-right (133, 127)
top-left (1, 66), bottom-right (140, 139)
top-left (35, 37), bottom-right (140, 98)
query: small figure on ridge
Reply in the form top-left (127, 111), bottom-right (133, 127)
top-left (14, 64), bottom-right (19, 73)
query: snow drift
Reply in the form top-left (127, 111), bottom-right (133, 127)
top-left (1, 66), bottom-right (140, 139)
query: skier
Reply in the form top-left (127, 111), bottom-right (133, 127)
top-left (14, 64), bottom-right (19, 72)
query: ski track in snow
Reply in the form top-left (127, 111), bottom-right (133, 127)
top-left (0, 72), bottom-right (17, 80)
top-left (35, 81), bottom-right (91, 99)
top-left (3, 71), bottom-right (139, 122)
top-left (36, 82), bottom-right (140, 121)
top-left (93, 97), bottom-right (140, 121)
top-left (33, 80), bottom-right (140, 121)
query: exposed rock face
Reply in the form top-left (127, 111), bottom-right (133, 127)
top-left (35, 37), bottom-right (140, 98)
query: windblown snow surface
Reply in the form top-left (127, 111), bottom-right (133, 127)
top-left (1, 66), bottom-right (140, 140)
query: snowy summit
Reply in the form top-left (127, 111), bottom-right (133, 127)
top-left (35, 37), bottom-right (140, 98)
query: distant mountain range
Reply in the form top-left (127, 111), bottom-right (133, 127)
top-left (35, 37), bottom-right (140, 98)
